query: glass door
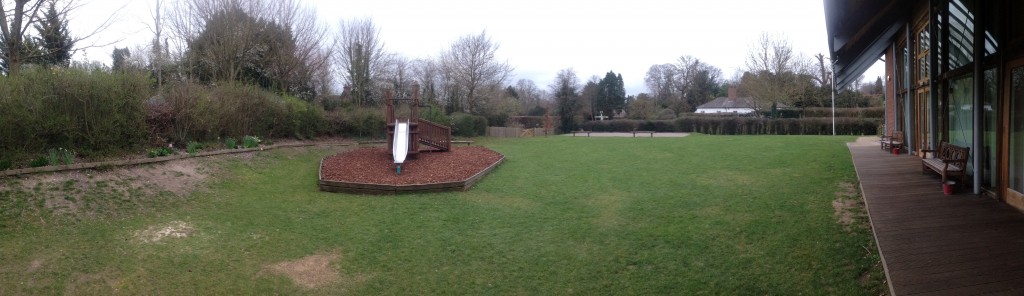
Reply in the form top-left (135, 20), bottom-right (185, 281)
top-left (916, 88), bottom-right (931, 154)
top-left (1004, 62), bottom-right (1024, 206)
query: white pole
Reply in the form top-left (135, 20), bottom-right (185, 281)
top-left (831, 63), bottom-right (836, 136)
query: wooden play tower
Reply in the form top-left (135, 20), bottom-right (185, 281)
top-left (385, 84), bottom-right (452, 155)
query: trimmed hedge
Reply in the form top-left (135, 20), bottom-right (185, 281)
top-left (802, 107), bottom-right (884, 118)
top-left (581, 117), bottom-right (879, 135)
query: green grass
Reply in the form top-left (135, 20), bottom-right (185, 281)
top-left (0, 135), bottom-right (882, 295)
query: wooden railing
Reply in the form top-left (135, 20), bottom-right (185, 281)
top-left (418, 119), bottom-right (451, 151)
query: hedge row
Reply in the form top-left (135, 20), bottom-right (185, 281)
top-left (802, 107), bottom-right (884, 118)
top-left (582, 117), bottom-right (880, 135)
top-left (0, 69), bottom-right (150, 157)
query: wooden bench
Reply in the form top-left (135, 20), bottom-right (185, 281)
top-left (921, 142), bottom-right (970, 184)
top-left (451, 140), bottom-right (474, 146)
top-left (572, 131), bottom-right (592, 137)
top-left (888, 131), bottom-right (905, 153)
top-left (632, 131), bottom-right (655, 138)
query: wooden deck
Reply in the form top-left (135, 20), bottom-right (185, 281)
top-left (848, 143), bottom-right (1024, 295)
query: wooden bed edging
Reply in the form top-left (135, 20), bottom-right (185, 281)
top-left (318, 155), bottom-right (505, 195)
top-left (1, 142), bottom-right (353, 178)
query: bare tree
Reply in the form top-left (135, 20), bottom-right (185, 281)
top-left (644, 63), bottom-right (678, 107)
top-left (813, 53), bottom-right (832, 87)
top-left (411, 57), bottom-right (441, 104)
top-left (514, 79), bottom-right (544, 114)
top-left (383, 54), bottom-right (412, 96)
top-left (440, 30), bottom-right (513, 113)
top-left (1, 0), bottom-right (122, 75)
top-left (742, 32), bottom-right (810, 112)
top-left (336, 17), bottom-right (386, 106)
top-left (165, 0), bottom-right (330, 98)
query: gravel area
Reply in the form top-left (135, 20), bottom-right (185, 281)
top-left (320, 146), bottom-right (503, 185)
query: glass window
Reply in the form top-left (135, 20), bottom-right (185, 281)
top-left (1010, 67), bottom-right (1024, 192)
top-left (983, 68), bottom-right (997, 189)
top-left (916, 25), bottom-right (930, 85)
top-left (948, 75), bottom-right (973, 174)
top-left (948, 0), bottom-right (974, 70)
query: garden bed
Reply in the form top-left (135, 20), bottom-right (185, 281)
top-left (318, 146), bottom-right (504, 194)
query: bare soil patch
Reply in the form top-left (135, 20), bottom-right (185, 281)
top-left (135, 220), bottom-right (195, 243)
top-left (833, 181), bottom-right (869, 233)
top-left (320, 146), bottom-right (503, 185)
top-left (265, 250), bottom-right (367, 290)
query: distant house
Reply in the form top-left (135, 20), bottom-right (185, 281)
top-left (695, 88), bottom-right (758, 114)
top-left (694, 88), bottom-right (789, 115)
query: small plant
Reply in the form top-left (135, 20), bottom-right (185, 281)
top-left (187, 141), bottom-right (205, 155)
top-left (59, 148), bottom-right (74, 165)
top-left (29, 156), bottom-right (48, 167)
top-left (0, 159), bottom-right (11, 171)
top-left (224, 137), bottom-right (238, 149)
top-left (148, 146), bottom-right (175, 158)
top-left (242, 136), bottom-right (261, 148)
top-left (48, 149), bottom-right (59, 165)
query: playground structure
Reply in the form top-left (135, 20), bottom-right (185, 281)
top-left (385, 84), bottom-right (452, 173)
top-left (318, 84), bottom-right (504, 194)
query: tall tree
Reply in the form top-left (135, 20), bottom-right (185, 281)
top-left (742, 33), bottom-right (811, 114)
top-left (336, 17), bottom-right (386, 106)
top-left (111, 47), bottom-right (130, 72)
top-left (644, 63), bottom-right (678, 108)
top-left (0, 0), bottom-right (46, 75)
top-left (551, 68), bottom-right (580, 133)
top-left (595, 71), bottom-right (626, 119)
top-left (32, 0), bottom-right (72, 67)
top-left (441, 30), bottom-right (513, 113)
top-left (514, 79), bottom-right (545, 115)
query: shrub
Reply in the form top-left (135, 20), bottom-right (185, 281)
top-left (450, 113), bottom-right (488, 137)
top-left (0, 159), bottom-right (11, 171)
top-left (224, 137), bottom-right (238, 149)
top-left (0, 68), bottom-right (151, 158)
top-left (421, 104), bottom-right (449, 125)
top-left (160, 82), bottom-right (326, 143)
top-left (48, 149), bottom-right (60, 166)
top-left (243, 136), bottom-right (261, 148)
top-left (655, 109), bottom-right (677, 120)
top-left (323, 107), bottom-right (386, 139)
top-left (29, 156), bottom-right (48, 167)
top-left (147, 146), bottom-right (174, 158)
top-left (187, 141), bottom-right (204, 155)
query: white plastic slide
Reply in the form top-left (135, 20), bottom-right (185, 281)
top-left (392, 120), bottom-right (409, 173)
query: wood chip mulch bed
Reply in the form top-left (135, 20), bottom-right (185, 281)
top-left (319, 146), bottom-right (504, 189)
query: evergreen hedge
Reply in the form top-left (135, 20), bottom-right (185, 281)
top-left (581, 117), bottom-right (879, 135)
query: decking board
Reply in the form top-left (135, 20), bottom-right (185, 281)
top-left (849, 144), bottom-right (1024, 295)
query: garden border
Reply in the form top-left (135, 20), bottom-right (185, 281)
top-left (0, 142), bottom-right (354, 178)
top-left (318, 153), bottom-right (504, 195)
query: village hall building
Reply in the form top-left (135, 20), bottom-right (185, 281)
top-left (826, 0), bottom-right (1024, 211)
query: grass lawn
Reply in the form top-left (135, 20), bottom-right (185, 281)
top-left (0, 135), bottom-right (883, 295)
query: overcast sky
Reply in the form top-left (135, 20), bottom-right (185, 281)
top-left (71, 0), bottom-right (884, 96)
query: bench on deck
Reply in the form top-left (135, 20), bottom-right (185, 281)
top-left (921, 142), bottom-right (970, 185)
top-left (632, 131), bottom-right (655, 138)
top-left (572, 131), bottom-right (592, 137)
top-left (887, 131), bottom-right (905, 153)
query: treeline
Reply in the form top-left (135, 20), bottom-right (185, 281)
top-left (581, 117), bottom-right (879, 135)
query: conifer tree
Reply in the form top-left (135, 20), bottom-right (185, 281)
top-left (33, 0), bottom-right (73, 68)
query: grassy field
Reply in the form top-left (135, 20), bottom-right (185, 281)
top-left (0, 135), bottom-right (883, 295)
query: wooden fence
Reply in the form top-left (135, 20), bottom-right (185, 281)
top-left (486, 127), bottom-right (550, 138)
